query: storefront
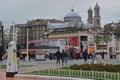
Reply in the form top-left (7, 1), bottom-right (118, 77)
top-left (48, 27), bottom-right (92, 53)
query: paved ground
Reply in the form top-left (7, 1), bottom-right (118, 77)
top-left (18, 58), bottom-right (120, 73)
top-left (0, 58), bottom-right (120, 80)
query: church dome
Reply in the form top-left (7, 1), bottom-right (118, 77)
top-left (64, 8), bottom-right (82, 23)
top-left (65, 9), bottom-right (80, 18)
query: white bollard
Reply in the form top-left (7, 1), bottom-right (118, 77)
top-left (6, 41), bottom-right (18, 77)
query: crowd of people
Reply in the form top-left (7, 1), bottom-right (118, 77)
top-left (55, 48), bottom-right (90, 65)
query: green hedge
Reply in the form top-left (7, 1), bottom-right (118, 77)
top-left (70, 63), bottom-right (120, 72)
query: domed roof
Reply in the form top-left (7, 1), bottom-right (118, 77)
top-left (65, 9), bottom-right (80, 18)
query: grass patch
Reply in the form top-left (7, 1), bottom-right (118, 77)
top-left (0, 64), bottom-right (34, 69)
top-left (18, 64), bottom-right (33, 69)
top-left (0, 64), bottom-right (6, 69)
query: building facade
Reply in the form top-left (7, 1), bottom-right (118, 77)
top-left (4, 29), bottom-right (10, 48)
top-left (46, 3), bottom-right (103, 54)
top-left (13, 19), bottom-right (63, 48)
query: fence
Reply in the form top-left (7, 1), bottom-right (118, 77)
top-left (25, 69), bottom-right (120, 80)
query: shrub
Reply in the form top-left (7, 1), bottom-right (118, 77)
top-left (69, 64), bottom-right (120, 72)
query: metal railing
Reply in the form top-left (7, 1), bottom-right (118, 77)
top-left (25, 69), bottom-right (120, 80)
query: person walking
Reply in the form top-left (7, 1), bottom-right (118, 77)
top-left (64, 50), bottom-right (69, 64)
top-left (101, 51), bottom-right (105, 59)
top-left (61, 50), bottom-right (69, 66)
top-left (55, 49), bottom-right (61, 65)
top-left (83, 49), bottom-right (88, 64)
top-left (70, 48), bottom-right (74, 60)
top-left (61, 50), bottom-right (65, 66)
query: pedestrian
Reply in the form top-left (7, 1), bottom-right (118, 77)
top-left (61, 50), bottom-right (69, 66)
top-left (55, 49), bottom-right (61, 65)
top-left (101, 51), bottom-right (104, 59)
top-left (61, 50), bottom-right (65, 66)
top-left (70, 48), bottom-right (74, 60)
top-left (64, 50), bottom-right (69, 64)
top-left (83, 49), bottom-right (88, 64)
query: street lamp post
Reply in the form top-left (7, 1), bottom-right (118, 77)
top-left (26, 28), bottom-right (29, 61)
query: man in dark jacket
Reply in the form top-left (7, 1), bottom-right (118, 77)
top-left (55, 50), bottom-right (61, 64)
top-left (70, 48), bottom-right (74, 60)
top-left (83, 49), bottom-right (88, 64)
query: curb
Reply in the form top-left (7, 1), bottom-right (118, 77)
top-left (15, 74), bottom-right (94, 80)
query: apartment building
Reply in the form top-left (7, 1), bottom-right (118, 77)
top-left (9, 19), bottom-right (63, 48)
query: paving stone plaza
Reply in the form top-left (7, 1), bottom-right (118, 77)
top-left (0, 58), bottom-right (120, 80)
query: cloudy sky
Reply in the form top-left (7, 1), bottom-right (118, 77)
top-left (0, 0), bottom-right (120, 29)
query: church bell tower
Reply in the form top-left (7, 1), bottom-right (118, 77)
top-left (87, 7), bottom-right (93, 24)
top-left (94, 2), bottom-right (101, 26)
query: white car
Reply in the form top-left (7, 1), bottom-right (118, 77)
top-left (35, 52), bottom-right (45, 61)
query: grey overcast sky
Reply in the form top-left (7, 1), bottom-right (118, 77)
top-left (0, 0), bottom-right (120, 29)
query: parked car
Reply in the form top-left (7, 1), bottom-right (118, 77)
top-left (35, 52), bottom-right (46, 61)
